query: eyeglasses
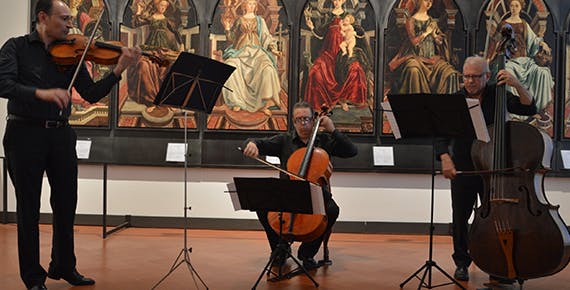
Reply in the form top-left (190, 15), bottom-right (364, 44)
top-left (462, 73), bottom-right (485, 80)
top-left (294, 116), bottom-right (313, 125)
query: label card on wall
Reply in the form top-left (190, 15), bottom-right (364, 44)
top-left (561, 150), bottom-right (570, 169)
top-left (166, 143), bottom-right (187, 162)
top-left (373, 146), bottom-right (394, 166)
top-left (76, 140), bottom-right (92, 160)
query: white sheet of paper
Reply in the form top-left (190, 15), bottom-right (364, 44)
top-left (226, 182), bottom-right (242, 211)
top-left (466, 98), bottom-right (490, 142)
top-left (309, 183), bottom-right (325, 215)
top-left (76, 140), bottom-right (92, 160)
top-left (265, 156), bottom-right (280, 165)
top-left (561, 150), bottom-right (570, 169)
top-left (373, 146), bottom-right (394, 166)
top-left (166, 143), bottom-right (187, 162)
top-left (381, 101), bottom-right (402, 139)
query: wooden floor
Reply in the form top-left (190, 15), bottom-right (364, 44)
top-left (1, 224), bottom-right (569, 290)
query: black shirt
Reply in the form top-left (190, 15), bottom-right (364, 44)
top-left (247, 129), bottom-right (358, 179)
top-left (435, 84), bottom-right (537, 170)
top-left (0, 30), bottom-right (120, 120)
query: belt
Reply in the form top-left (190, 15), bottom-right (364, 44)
top-left (7, 114), bottom-right (69, 128)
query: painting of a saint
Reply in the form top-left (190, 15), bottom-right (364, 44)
top-left (207, 0), bottom-right (288, 131)
top-left (52, 0), bottom-right (113, 127)
top-left (300, 0), bottom-right (375, 133)
top-left (481, 0), bottom-right (554, 136)
top-left (383, 0), bottom-right (463, 134)
top-left (119, 0), bottom-right (200, 128)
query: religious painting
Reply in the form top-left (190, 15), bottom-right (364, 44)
top-left (300, 0), bottom-right (376, 134)
top-left (477, 0), bottom-right (554, 137)
top-left (37, 0), bottom-right (113, 127)
top-left (564, 19), bottom-right (570, 138)
top-left (119, 0), bottom-right (200, 128)
top-left (383, 0), bottom-right (464, 134)
top-left (206, 0), bottom-right (289, 131)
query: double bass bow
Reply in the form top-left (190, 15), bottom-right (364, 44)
top-left (468, 24), bottom-right (570, 282)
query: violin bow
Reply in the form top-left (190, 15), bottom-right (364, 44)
top-left (236, 147), bottom-right (309, 182)
top-left (65, 10), bottom-right (104, 95)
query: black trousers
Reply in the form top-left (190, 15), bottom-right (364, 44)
top-left (256, 198), bottom-right (339, 260)
top-left (3, 121), bottom-right (79, 288)
top-left (450, 174), bottom-right (482, 268)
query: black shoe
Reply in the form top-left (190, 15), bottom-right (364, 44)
top-left (454, 266), bottom-right (469, 281)
top-left (47, 269), bottom-right (95, 286)
top-left (28, 284), bottom-right (47, 290)
top-left (301, 257), bottom-right (319, 270)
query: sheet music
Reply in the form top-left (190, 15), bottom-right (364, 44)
top-left (225, 182), bottom-right (242, 211)
top-left (381, 101), bottom-right (402, 139)
top-left (561, 150), bottom-right (570, 169)
top-left (466, 98), bottom-right (490, 143)
top-left (309, 183), bottom-right (326, 215)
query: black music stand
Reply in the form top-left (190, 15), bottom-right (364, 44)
top-left (383, 93), bottom-right (487, 290)
top-left (230, 177), bottom-right (326, 289)
top-left (151, 52), bottom-right (235, 290)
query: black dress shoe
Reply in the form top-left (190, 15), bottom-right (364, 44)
top-left (28, 284), bottom-right (47, 290)
top-left (454, 266), bottom-right (469, 281)
top-left (47, 269), bottom-right (95, 286)
top-left (301, 257), bottom-right (319, 270)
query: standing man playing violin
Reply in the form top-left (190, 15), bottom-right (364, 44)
top-left (435, 56), bottom-right (535, 286)
top-left (242, 101), bottom-right (358, 269)
top-left (0, 1), bottom-right (141, 289)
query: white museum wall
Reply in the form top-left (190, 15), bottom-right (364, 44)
top-left (1, 1), bottom-right (569, 227)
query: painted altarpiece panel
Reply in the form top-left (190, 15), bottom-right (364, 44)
top-left (477, 0), bottom-right (555, 137)
top-left (118, 0), bottom-right (200, 128)
top-left (383, 0), bottom-right (464, 135)
top-left (300, 0), bottom-right (376, 134)
top-left (207, 0), bottom-right (290, 131)
top-left (55, 0), bottom-right (113, 127)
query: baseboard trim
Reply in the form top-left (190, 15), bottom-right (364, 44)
top-left (2, 212), bottom-right (453, 235)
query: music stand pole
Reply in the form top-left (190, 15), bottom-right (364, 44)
top-left (399, 139), bottom-right (465, 289)
top-left (152, 111), bottom-right (208, 290)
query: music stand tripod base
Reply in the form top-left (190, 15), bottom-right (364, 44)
top-left (151, 52), bottom-right (234, 290)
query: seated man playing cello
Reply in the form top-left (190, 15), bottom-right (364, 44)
top-left (242, 101), bottom-right (358, 269)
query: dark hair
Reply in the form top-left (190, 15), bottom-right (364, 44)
top-left (34, 0), bottom-right (56, 18)
top-left (293, 101), bottom-right (314, 115)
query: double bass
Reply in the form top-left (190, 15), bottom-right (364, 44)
top-left (468, 24), bottom-right (570, 282)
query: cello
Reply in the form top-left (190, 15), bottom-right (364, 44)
top-left (468, 24), bottom-right (570, 282)
top-left (266, 109), bottom-right (332, 243)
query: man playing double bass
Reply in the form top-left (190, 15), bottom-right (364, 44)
top-left (242, 101), bottom-right (358, 269)
top-left (435, 56), bottom-right (536, 287)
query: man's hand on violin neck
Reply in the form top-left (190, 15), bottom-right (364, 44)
top-left (113, 47), bottom-right (142, 77)
top-left (35, 88), bottom-right (70, 110)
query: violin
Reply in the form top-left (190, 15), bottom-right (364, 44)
top-left (49, 34), bottom-right (169, 67)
